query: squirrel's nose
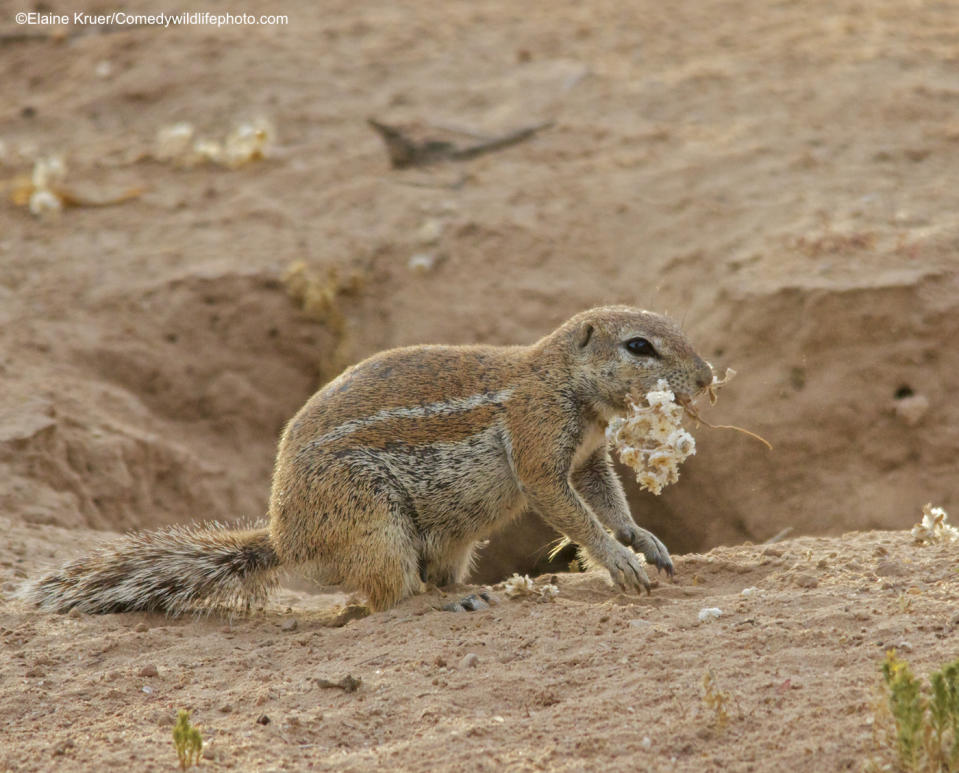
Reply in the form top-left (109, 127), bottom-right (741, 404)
top-left (694, 359), bottom-right (713, 391)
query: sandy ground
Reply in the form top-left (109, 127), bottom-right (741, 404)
top-left (1, 0), bottom-right (958, 769)
top-left (3, 523), bottom-right (958, 771)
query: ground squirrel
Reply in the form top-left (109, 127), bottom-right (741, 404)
top-left (27, 306), bottom-right (713, 614)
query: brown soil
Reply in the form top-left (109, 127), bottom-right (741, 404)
top-left (1, 0), bottom-right (958, 770)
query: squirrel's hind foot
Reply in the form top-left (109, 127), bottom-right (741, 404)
top-left (442, 591), bottom-right (498, 612)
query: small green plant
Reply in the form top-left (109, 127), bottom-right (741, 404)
top-left (702, 670), bottom-right (730, 729)
top-left (879, 650), bottom-right (959, 772)
top-left (172, 709), bottom-right (203, 769)
top-left (882, 651), bottom-right (925, 769)
top-left (929, 662), bottom-right (959, 771)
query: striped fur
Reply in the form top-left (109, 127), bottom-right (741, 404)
top-left (27, 524), bottom-right (278, 615)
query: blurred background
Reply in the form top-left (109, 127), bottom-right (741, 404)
top-left (1, 0), bottom-right (956, 583)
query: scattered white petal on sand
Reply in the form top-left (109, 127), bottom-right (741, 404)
top-left (911, 503), bottom-right (959, 545)
top-left (31, 155), bottom-right (66, 189)
top-left (28, 189), bottom-right (62, 217)
top-left (155, 119), bottom-right (273, 168)
top-left (154, 122), bottom-right (195, 161)
top-left (502, 573), bottom-right (558, 600)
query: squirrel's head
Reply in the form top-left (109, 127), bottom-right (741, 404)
top-left (558, 306), bottom-right (714, 419)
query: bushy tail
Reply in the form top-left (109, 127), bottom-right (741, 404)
top-left (25, 523), bottom-right (281, 615)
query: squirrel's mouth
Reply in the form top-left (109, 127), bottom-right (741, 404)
top-left (676, 393), bottom-right (702, 422)
top-left (675, 384), bottom-right (709, 405)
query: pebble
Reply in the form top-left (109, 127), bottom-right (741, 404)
top-left (280, 618), bottom-right (298, 632)
top-left (792, 573), bottom-right (819, 588)
top-left (219, 704), bottom-right (233, 713)
top-left (698, 607), bottom-right (723, 623)
top-left (256, 714), bottom-right (271, 725)
top-left (417, 219), bottom-right (444, 244)
top-left (895, 394), bottom-right (929, 425)
top-left (460, 653), bottom-right (479, 669)
top-left (875, 559), bottom-right (907, 578)
top-left (138, 664), bottom-right (159, 678)
top-left (408, 253), bottom-right (438, 273)
top-left (134, 622), bottom-right (149, 633)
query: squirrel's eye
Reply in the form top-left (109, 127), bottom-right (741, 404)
top-left (625, 337), bottom-right (658, 358)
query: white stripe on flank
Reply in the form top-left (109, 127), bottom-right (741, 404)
top-left (312, 387), bottom-right (515, 447)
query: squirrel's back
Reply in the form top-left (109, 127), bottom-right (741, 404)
top-left (281, 343), bottom-right (530, 445)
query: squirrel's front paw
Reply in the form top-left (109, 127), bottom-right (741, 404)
top-left (604, 543), bottom-right (652, 594)
top-left (616, 526), bottom-right (674, 578)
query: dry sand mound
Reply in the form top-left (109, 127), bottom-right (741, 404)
top-left (2, 526), bottom-right (957, 771)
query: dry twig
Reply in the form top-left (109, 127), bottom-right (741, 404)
top-left (367, 118), bottom-right (553, 168)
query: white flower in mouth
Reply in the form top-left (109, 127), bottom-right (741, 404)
top-left (606, 379), bottom-right (696, 496)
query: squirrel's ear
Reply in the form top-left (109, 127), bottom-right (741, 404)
top-left (576, 323), bottom-right (594, 349)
